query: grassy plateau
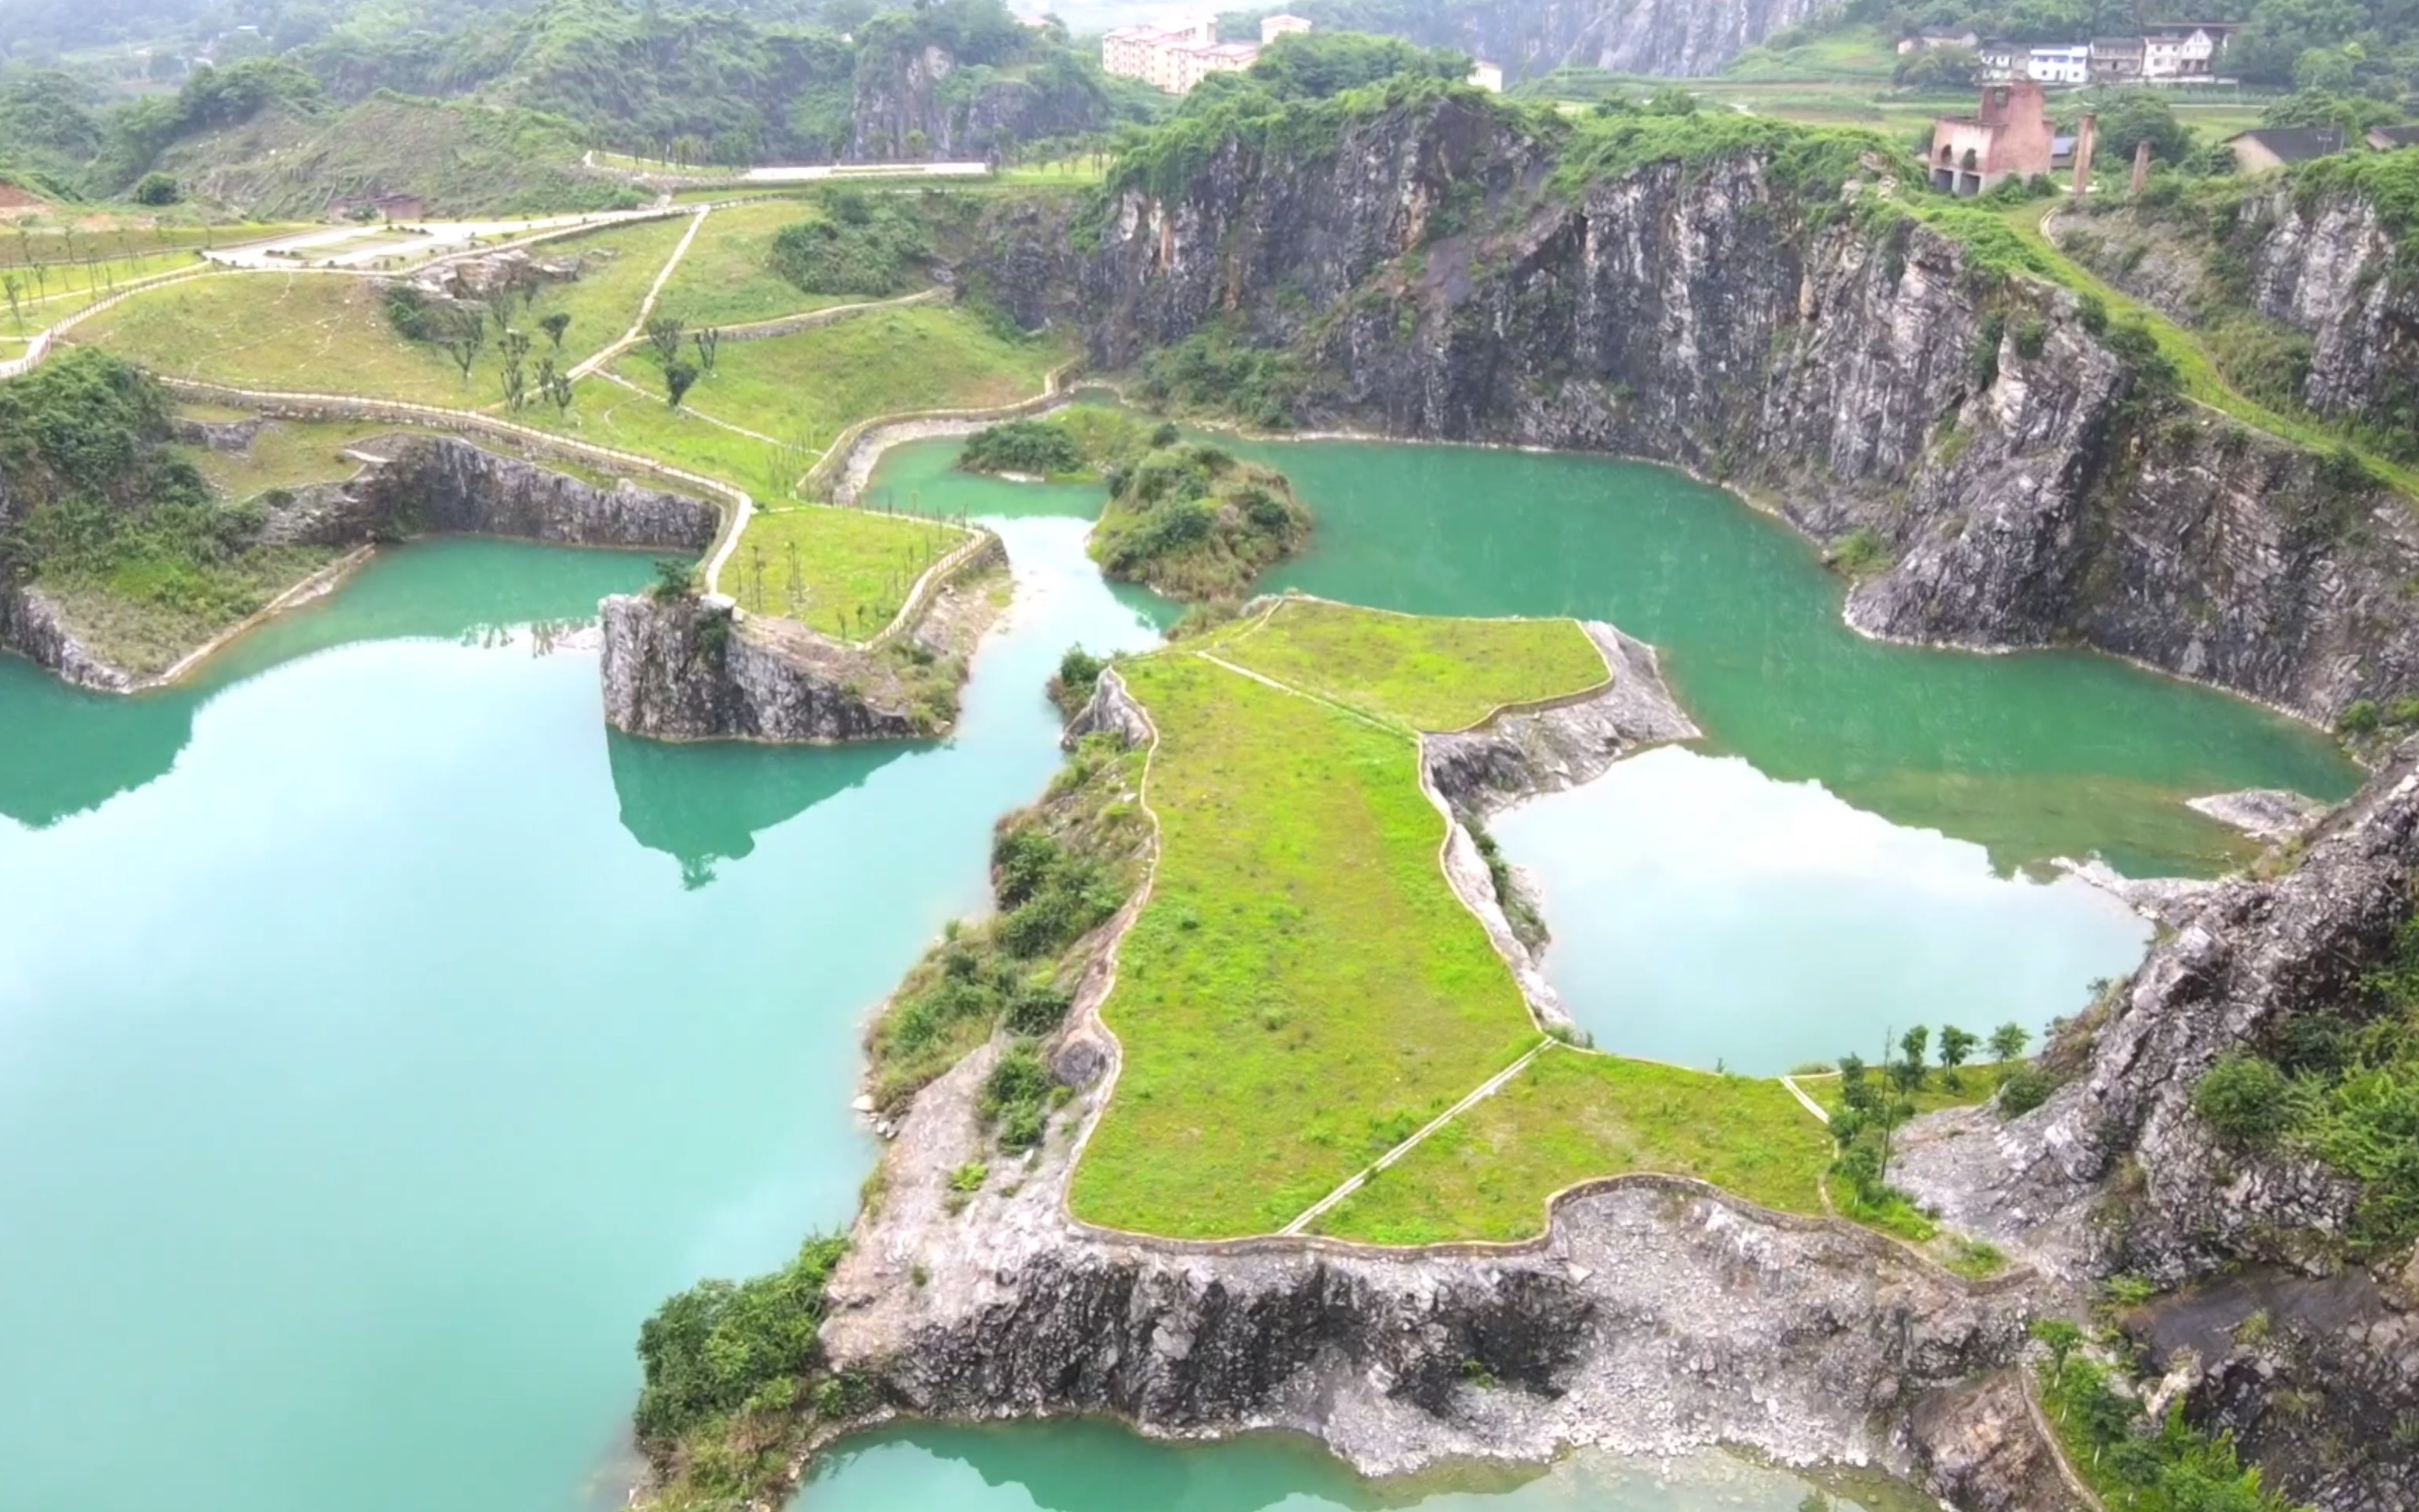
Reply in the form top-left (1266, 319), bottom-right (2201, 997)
top-left (1313, 1047), bottom-right (1835, 1244)
top-left (723, 506), bottom-right (966, 641)
top-left (1068, 603), bottom-right (1615, 1238)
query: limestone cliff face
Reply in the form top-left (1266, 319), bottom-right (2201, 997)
top-left (597, 531), bottom-right (1005, 744)
top-left (1, 434), bottom-right (719, 693)
top-left (982, 94), bottom-right (2419, 721)
top-left (0, 583), bottom-right (132, 693)
top-left (264, 434), bottom-right (720, 553)
top-left (847, 44), bottom-right (1103, 162)
top-left (1297, 0), bottom-right (1834, 80)
top-left (597, 594), bottom-right (926, 744)
top-left (2236, 185), bottom-right (2419, 438)
top-left (2054, 189), bottom-right (2419, 446)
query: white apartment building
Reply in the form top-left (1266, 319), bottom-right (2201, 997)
top-left (1103, 18), bottom-right (1260, 95)
top-left (2026, 44), bottom-right (2091, 85)
top-left (2143, 26), bottom-right (2228, 79)
top-left (1468, 59), bottom-right (1504, 91)
top-left (1261, 13), bottom-right (1312, 44)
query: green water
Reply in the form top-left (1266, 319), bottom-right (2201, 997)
top-left (0, 429), bottom-right (2361, 1512)
top-left (875, 435), bottom-right (2360, 1073)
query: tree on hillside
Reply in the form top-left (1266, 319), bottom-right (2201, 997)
top-left (663, 359), bottom-right (700, 408)
top-left (540, 312), bottom-right (571, 350)
top-left (2, 275), bottom-right (19, 335)
top-left (1938, 1024), bottom-right (1980, 1089)
top-left (2093, 94), bottom-right (2191, 170)
top-left (1246, 31), bottom-right (1469, 100)
top-left (1990, 1021), bottom-right (2032, 1063)
top-left (539, 356), bottom-right (575, 416)
top-left (441, 311), bottom-right (486, 384)
top-left (646, 315), bottom-right (684, 365)
top-left (692, 326), bottom-right (719, 375)
top-left (499, 327), bottom-right (533, 411)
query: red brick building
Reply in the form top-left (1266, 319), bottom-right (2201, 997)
top-left (1929, 81), bottom-right (2055, 197)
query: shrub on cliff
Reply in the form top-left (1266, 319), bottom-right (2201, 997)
top-left (0, 348), bottom-right (303, 664)
top-left (633, 1234), bottom-right (847, 1447)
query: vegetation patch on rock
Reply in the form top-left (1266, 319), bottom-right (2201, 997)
top-left (1090, 440), bottom-right (1310, 603)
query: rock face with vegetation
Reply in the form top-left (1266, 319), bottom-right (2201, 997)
top-left (846, 37), bottom-right (1106, 163)
top-left (1090, 442), bottom-right (1310, 601)
top-left (599, 533), bottom-right (1003, 744)
top-left (272, 434), bottom-right (720, 552)
top-left (1894, 740), bottom-right (2419, 1511)
top-left (981, 88), bottom-right (2419, 721)
top-left (2056, 164), bottom-right (2419, 453)
top-left (1262, 0), bottom-right (1833, 81)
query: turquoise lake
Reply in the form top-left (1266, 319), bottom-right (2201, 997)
top-left (0, 436), bottom-right (2361, 1512)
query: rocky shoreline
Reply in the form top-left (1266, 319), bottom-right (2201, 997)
top-left (0, 433), bottom-right (719, 695)
top-left (793, 619), bottom-right (2082, 1512)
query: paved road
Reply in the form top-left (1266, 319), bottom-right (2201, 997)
top-left (201, 209), bottom-right (671, 271)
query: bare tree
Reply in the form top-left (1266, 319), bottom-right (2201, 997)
top-left (499, 328), bottom-right (534, 411)
top-left (645, 315), bottom-right (684, 364)
top-left (443, 310), bottom-right (487, 384)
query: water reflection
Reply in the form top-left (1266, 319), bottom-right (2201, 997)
top-left (800, 1423), bottom-right (1920, 1512)
top-left (0, 540), bottom-right (656, 833)
top-left (605, 733), bottom-right (915, 889)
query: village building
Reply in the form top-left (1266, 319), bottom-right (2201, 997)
top-left (2368, 124), bottom-right (2419, 152)
top-left (1976, 40), bottom-right (2022, 79)
top-left (1930, 79), bottom-right (2055, 197)
top-left (2089, 37), bottom-right (2146, 83)
top-left (2228, 126), bottom-right (2346, 174)
top-left (1467, 59), bottom-right (1504, 92)
top-left (1260, 13), bottom-right (1312, 44)
top-left (2026, 44), bottom-right (2092, 85)
top-left (2142, 24), bottom-right (2235, 80)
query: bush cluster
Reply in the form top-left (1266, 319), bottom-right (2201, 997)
top-left (768, 189), bottom-right (933, 297)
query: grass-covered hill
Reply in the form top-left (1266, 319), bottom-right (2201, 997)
top-left (152, 90), bottom-right (636, 218)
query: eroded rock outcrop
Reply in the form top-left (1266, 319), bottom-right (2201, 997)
top-left (599, 594), bottom-right (926, 744)
top-left (1294, 0), bottom-right (1833, 81)
top-left (0, 583), bottom-right (133, 694)
top-left (2053, 190), bottom-right (2419, 458)
top-left (847, 42), bottom-right (1103, 162)
top-left (599, 533), bottom-right (1006, 743)
top-left (264, 433), bottom-right (720, 552)
top-left (980, 94), bottom-right (2419, 722)
top-left (1893, 741), bottom-right (2419, 1510)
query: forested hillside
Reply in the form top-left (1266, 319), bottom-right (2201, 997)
top-left (0, 0), bottom-right (1137, 208)
top-left (1769, 1), bottom-right (2419, 93)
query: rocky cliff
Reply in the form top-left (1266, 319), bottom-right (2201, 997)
top-left (599, 593), bottom-right (926, 744)
top-left (848, 44), bottom-right (1103, 162)
top-left (598, 533), bottom-right (1004, 744)
top-left (1, 432), bottom-right (719, 694)
top-left (1892, 743), bottom-right (2419, 1510)
top-left (980, 92), bottom-right (2419, 721)
top-left (1283, 0), bottom-right (1835, 80)
top-left (2053, 184), bottom-right (2419, 448)
top-left (264, 433), bottom-right (720, 552)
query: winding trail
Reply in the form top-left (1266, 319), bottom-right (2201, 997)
top-left (570, 205), bottom-right (708, 380)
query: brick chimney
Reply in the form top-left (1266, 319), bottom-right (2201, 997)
top-left (2074, 113), bottom-right (2098, 194)
top-left (2130, 138), bottom-right (2153, 194)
